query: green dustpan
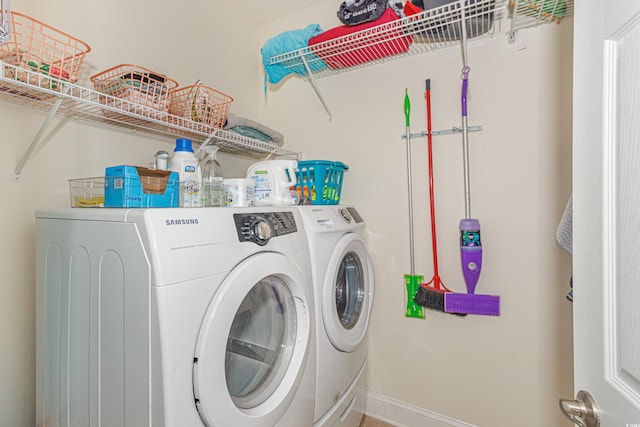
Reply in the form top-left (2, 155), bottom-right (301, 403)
top-left (405, 274), bottom-right (425, 319)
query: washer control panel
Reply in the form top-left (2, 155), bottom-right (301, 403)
top-left (234, 212), bottom-right (297, 246)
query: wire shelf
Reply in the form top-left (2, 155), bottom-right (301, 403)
top-left (509, 0), bottom-right (574, 32)
top-left (0, 60), bottom-right (298, 162)
top-left (269, 0), bottom-right (508, 81)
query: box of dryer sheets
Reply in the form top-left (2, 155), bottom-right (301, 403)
top-left (104, 165), bottom-right (179, 208)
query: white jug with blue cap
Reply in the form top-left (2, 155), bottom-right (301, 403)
top-left (247, 160), bottom-right (298, 206)
top-left (169, 138), bottom-right (201, 207)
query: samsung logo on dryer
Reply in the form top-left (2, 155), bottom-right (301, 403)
top-left (165, 218), bottom-right (199, 226)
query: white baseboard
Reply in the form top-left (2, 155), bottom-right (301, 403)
top-left (362, 391), bottom-right (478, 427)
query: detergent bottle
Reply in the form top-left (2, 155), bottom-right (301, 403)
top-left (169, 138), bottom-right (201, 207)
top-left (247, 160), bottom-right (298, 206)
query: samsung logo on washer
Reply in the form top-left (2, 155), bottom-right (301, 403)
top-left (165, 218), bottom-right (199, 226)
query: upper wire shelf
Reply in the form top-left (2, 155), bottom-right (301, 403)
top-left (268, 0), bottom-right (573, 83)
top-left (269, 0), bottom-right (508, 81)
top-left (266, 0), bottom-right (571, 120)
top-left (0, 61), bottom-right (298, 161)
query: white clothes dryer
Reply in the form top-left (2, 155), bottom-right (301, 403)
top-left (35, 207), bottom-right (315, 427)
top-left (296, 205), bottom-right (375, 427)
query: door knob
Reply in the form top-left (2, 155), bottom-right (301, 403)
top-left (559, 390), bottom-right (600, 427)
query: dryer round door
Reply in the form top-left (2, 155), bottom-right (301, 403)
top-left (193, 252), bottom-right (311, 427)
top-left (322, 233), bottom-right (374, 353)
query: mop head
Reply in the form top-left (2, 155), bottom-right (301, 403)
top-left (444, 293), bottom-right (500, 316)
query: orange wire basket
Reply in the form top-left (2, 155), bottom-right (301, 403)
top-left (169, 84), bottom-right (233, 129)
top-left (90, 64), bottom-right (179, 116)
top-left (0, 11), bottom-right (91, 89)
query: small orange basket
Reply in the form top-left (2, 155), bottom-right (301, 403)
top-left (90, 64), bottom-right (179, 114)
top-left (0, 11), bottom-right (91, 89)
top-left (169, 84), bottom-right (233, 128)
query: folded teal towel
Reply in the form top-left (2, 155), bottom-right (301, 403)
top-left (261, 24), bottom-right (328, 85)
top-left (229, 126), bottom-right (273, 143)
top-left (224, 113), bottom-right (284, 145)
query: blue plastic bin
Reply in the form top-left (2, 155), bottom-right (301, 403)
top-left (105, 165), bottom-right (179, 208)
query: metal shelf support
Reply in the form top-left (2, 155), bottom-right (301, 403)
top-left (301, 54), bottom-right (332, 121)
top-left (10, 87), bottom-right (69, 182)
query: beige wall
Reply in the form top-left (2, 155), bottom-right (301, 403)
top-left (0, 1), bottom-right (260, 425)
top-left (258, 3), bottom-right (574, 426)
top-left (0, 0), bottom-right (573, 426)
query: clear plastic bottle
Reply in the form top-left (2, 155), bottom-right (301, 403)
top-left (200, 146), bottom-right (224, 207)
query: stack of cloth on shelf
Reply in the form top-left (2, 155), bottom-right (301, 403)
top-left (337, 0), bottom-right (404, 26)
top-left (260, 1), bottom-right (411, 80)
top-left (223, 113), bottom-right (284, 146)
top-left (260, 24), bottom-right (328, 88)
top-left (309, 7), bottom-right (411, 69)
top-left (404, 0), bottom-right (496, 42)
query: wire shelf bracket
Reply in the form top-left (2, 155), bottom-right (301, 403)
top-left (10, 91), bottom-right (66, 182)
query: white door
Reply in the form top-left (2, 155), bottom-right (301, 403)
top-left (569, 0), bottom-right (640, 424)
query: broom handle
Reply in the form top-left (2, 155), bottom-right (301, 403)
top-left (425, 80), bottom-right (440, 278)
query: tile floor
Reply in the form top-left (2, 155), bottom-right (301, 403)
top-left (359, 415), bottom-right (396, 427)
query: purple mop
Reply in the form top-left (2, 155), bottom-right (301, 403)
top-left (444, 67), bottom-right (500, 317)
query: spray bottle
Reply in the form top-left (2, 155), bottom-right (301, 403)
top-left (200, 146), bottom-right (224, 207)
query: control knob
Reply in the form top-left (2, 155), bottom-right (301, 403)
top-left (338, 208), bottom-right (352, 223)
top-left (251, 217), bottom-right (274, 243)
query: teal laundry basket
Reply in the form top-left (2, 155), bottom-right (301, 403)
top-left (294, 160), bottom-right (348, 205)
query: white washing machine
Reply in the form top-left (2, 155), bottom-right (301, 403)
top-left (35, 207), bottom-right (316, 427)
top-left (296, 205), bottom-right (375, 427)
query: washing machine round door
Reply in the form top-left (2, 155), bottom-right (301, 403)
top-left (322, 233), bottom-right (374, 352)
top-left (193, 252), bottom-right (311, 427)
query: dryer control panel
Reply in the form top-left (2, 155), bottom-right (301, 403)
top-left (337, 206), bottom-right (364, 224)
top-left (234, 212), bottom-right (297, 246)
top-left (345, 207), bottom-right (363, 223)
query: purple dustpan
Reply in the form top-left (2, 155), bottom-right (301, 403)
top-left (444, 292), bottom-right (500, 316)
